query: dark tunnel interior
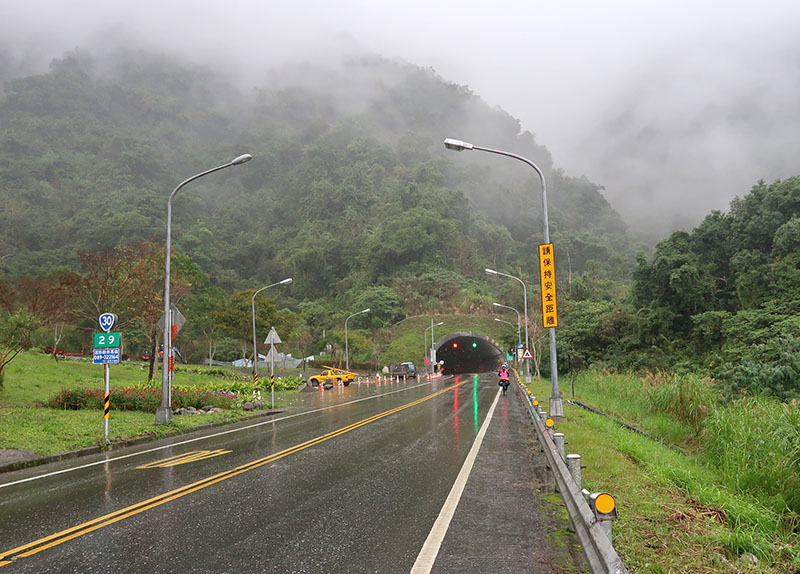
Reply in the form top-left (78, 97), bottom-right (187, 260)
top-left (435, 333), bottom-right (505, 375)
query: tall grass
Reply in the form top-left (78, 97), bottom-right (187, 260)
top-left (643, 372), bottom-right (719, 435)
top-left (571, 368), bottom-right (800, 565)
top-left (701, 396), bottom-right (800, 516)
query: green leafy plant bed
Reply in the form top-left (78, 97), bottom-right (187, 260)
top-left (45, 387), bottom-right (238, 412)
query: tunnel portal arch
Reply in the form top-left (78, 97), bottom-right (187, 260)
top-left (433, 331), bottom-right (505, 375)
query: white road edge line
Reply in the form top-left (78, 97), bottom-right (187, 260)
top-left (411, 386), bottom-right (502, 574)
top-left (0, 379), bottom-right (436, 490)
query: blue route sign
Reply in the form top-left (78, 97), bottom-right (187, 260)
top-left (98, 313), bottom-right (117, 333)
top-left (93, 348), bottom-right (120, 365)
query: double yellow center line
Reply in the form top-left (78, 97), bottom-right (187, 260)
top-left (0, 380), bottom-right (465, 566)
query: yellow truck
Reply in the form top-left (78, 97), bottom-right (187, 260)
top-left (308, 366), bottom-right (357, 389)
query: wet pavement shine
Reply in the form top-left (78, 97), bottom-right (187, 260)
top-left (0, 373), bottom-right (586, 573)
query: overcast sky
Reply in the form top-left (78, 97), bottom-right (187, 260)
top-left (4, 0), bottom-right (799, 238)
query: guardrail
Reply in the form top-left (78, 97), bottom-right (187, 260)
top-left (515, 377), bottom-right (629, 574)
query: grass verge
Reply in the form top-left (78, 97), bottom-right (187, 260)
top-left (526, 375), bottom-right (799, 573)
top-left (0, 352), bottom-right (302, 457)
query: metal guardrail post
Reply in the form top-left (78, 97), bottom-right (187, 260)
top-left (514, 379), bottom-right (629, 574)
top-left (566, 454), bottom-right (582, 489)
top-left (553, 433), bottom-right (565, 461)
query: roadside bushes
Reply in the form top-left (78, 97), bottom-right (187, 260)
top-left (191, 376), bottom-right (305, 394)
top-left (715, 336), bottom-right (800, 402)
top-left (44, 376), bottom-right (305, 413)
top-left (46, 387), bottom-right (238, 412)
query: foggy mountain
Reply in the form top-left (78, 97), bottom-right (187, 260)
top-left (2, 0), bottom-right (798, 242)
top-left (0, 48), bottom-right (636, 308)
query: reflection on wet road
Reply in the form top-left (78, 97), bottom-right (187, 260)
top-left (1, 372), bottom-right (582, 573)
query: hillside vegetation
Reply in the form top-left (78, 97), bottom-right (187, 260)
top-left (1, 48), bottom-right (799, 405)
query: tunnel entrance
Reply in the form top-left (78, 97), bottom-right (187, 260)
top-left (434, 331), bottom-right (505, 375)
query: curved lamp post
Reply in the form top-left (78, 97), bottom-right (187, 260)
top-left (493, 302), bottom-right (521, 350)
top-left (251, 278), bottom-right (292, 382)
top-left (156, 153), bottom-right (253, 425)
top-left (446, 137), bottom-right (562, 417)
top-left (424, 321), bottom-right (444, 373)
top-left (486, 269), bottom-right (530, 383)
top-left (345, 308), bottom-right (370, 371)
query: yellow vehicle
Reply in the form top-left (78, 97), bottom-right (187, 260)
top-left (308, 366), bottom-right (357, 388)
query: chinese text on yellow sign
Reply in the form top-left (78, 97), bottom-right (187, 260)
top-left (538, 243), bottom-right (558, 328)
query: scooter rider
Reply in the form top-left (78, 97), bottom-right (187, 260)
top-left (498, 363), bottom-right (510, 394)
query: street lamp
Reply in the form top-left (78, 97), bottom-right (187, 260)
top-left (155, 153), bottom-right (252, 425)
top-left (446, 137), bottom-right (562, 417)
top-left (493, 302), bottom-right (521, 350)
top-left (251, 278), bottom-right (292, 382)
top-left (486, 268), bottom-right (530, 384)
top-left (424, 321), bottom-right (444, 373)
top-left (345, 308), bottom-right (370, 371)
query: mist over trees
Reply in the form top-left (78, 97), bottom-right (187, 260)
top-left (0, 47), bottom-right (798, 400)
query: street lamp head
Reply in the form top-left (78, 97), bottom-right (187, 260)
top-left (279, 277), bottom-right (293, 285)
top-left (361, 308), bottom-right (371, 314)
top-left (492, 302), bottom-right (502, 308)
top-left (485, 268), bottom-right (498, 276)
top-left (436, 321), bottom-right (444, 326)
top-left (231, 154), bottom-right (253, 165)
top-left (444, 138), bottom-right (473, 152)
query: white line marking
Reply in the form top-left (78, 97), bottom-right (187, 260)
top-left (0, 380), bottom-right (435, 490)
top-left (411, 387), bottom-right (501, 573)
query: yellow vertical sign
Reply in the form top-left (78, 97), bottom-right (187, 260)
top-left (538, 243), bottom-right (558, 328)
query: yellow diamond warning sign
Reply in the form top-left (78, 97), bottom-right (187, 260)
top-left (538, 243), bottom-right (558, 328)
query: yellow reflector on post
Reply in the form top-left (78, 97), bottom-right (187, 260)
top-left (595, 493), bottom-right (615, 514)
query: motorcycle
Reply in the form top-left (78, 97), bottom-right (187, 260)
top-left (498, 369), bottom-right (510, 395)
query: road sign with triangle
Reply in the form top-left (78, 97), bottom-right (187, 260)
top-left (264, 326), bottom-right (282, 345)
top-left (522, 348), bottom-right (534, 360)
top-left (263, 346), bottom-right (281, 362)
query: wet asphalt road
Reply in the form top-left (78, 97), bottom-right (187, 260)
top-left (0, 374), bottom-right (584, 573)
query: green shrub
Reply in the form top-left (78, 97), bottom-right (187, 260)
top-left (191, 375), bottom-right (304, 395)
top-left (715, 336), bottom-right (800, 401)
top-left (46, 387), bottom-right (238, 412)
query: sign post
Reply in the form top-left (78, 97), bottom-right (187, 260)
top-left (156, 304), bottom-right (186, 412)
top-left (94, 313), bottom-right (119, 441)
top-left (264, 327), bottom-right (282, 409)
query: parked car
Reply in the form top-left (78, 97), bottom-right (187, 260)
top-left (308, 366), bottom-right (357, 388)
top-left (389, 362), bottom-right (418, 378)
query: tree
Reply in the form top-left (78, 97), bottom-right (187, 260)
top-left (0, 308), bottom-right (38, 385)
top-left (183, 287), bottom-right (228, 365)
top-left (353, 286), bottom-right (402, 328)
top-left (215, 290), bottom-right (299, 362)
top-left (72, 242), bottom-right (200, 376)
top-left (15, 271), bottom-right (81, 361)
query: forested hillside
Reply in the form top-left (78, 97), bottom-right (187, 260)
top-left (0, 49), bottom-right (640, 362)
top-left (2, 47), bottom-right (798, 401)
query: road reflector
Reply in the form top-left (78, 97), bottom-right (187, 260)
top-left (589, 492), bottom-right (618, 521)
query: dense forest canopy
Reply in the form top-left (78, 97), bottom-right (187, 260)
top-left (1, 47), bottom-right (798, 401)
